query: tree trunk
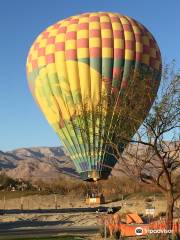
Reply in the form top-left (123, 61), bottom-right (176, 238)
top-left (166, 191), bottom-right (174, 231)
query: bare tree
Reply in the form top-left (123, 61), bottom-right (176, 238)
top-left (74, 62), bottom-right (180, 231)
top-left (125, 70), bottom-right (179, 230)
top-left (107, 62), bottom-right (180, 230)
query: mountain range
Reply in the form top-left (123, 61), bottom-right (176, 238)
top-left (0, 143), bottom-right (179, 182)
top-left (0, 147), bottom-right (79, 181)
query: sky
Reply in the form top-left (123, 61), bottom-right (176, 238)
top-left (0, 0), bottom-right (180, 151)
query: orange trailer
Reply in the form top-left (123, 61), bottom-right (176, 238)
top-left (98, 213), bottom-right (180, 237)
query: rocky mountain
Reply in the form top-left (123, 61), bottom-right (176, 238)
top-left (0, 143), bottom-right (179, 182)
top-left (0, 147), bottom-right (78, 181)
top-left (0, 146), bottom-right (125, 182)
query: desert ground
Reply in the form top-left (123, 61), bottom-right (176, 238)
top-left (0, 193), bottom-right (179, 227)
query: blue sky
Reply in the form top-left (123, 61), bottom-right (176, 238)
top-left (0, 0), bottom-right (180, 151)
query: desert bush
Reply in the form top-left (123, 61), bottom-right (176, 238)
top-left (33, 176), bottom-right (87, 196)
top-left (32, 175), bottom-right (162, 199)
top-left (97, 176), bottom-right (161, 199)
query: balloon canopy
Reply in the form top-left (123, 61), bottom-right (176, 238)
top-left (26, 12), bottom-right (162, 181)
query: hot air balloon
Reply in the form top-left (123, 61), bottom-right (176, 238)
top-left (26, 12), bottom-right (162, 181)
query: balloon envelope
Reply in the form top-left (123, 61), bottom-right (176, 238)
top-left (27, 12), bottom-right (162, 181)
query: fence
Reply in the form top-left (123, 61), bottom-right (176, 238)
top-left (0, 193), bottom-right (84, 211)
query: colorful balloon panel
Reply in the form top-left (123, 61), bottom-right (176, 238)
top-left (26, 12), bottom-right (162, 181)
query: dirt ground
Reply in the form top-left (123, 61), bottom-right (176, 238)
top-left (1, 193), bottom-right (179, 212)
top-left (0, 194), bottom-right (85, 210)
top-left (0, 212), bottom-right (97, 227)
top-left (0, 193), bottom-right (179, 228)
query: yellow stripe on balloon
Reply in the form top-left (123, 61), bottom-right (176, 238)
top-left (66, 40), bottom-right (76, 50)
top-left (112, 22), bottom-right (123, 30)
top-left (56, 34), bottom-right (65, 42)
top-left (77, 62), bottom-right (91, 102)
top-left (101, 29), bottom-right (112, 38)
top-left (142, 54), bottom-right (150, 65)
top-left (35, 76), bottom-right (59, 125)
top-left (38, 56), bottom-right (46, 67)
top-left (90, 66), bottom-right (102, 106)
top-left (90, 38), bottom-right (101, 48)
top-left (46, 63), bottom-right (56, 75)
top-left (136, 42), bottom-right (143, 53)
top-left (66, 61), bottom-right (80, 98)
top-left (77, 48), bottom-right (89, 58)
top-left (39, 39), bottom-right (47, 48)
top-left (124, 31), bottom-right (134, 41)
